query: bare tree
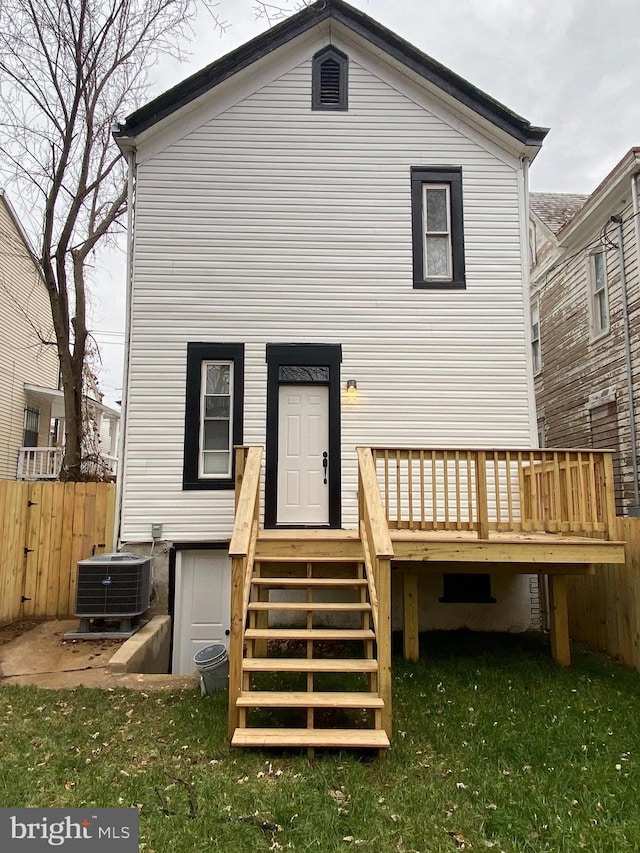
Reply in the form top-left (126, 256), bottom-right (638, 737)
top-left (0, 0), bottom-right (201, 480)
top-left (0, 0), bottom-right (306, 480)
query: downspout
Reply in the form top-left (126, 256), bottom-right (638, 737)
top-left (114, 147), bottom-right (136, 549)
top-left (520, 156), bottom-right (537, 448)
top-left (611, 211), bottom-right (640, 512)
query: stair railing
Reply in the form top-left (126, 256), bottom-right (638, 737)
top-left (228, 445), bottom-right (263, 739)
top-left (357, 447), bottom-right (394, 738)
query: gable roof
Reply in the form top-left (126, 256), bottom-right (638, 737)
top-left (114, 0), bottom-right (548, 150)
top-left (529, 192), bottom-right (588, 235)
top-left (0, 188), bottom-right (38, 261)
top-left (539, 148), bottom-right (640, 248)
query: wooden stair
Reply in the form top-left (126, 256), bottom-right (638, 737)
top-left (230, 535), bottom-right (389, 755)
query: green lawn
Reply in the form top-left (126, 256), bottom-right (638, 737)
top-left (1, 631), bottom-right (639, 852)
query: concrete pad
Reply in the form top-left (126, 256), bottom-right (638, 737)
top-left (0, 620), bottom-right (199, 692)
top-left (0, 620), bottom-right (123, 680)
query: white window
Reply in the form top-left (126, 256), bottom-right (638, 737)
top-left (590, 251), bottom-right (609, 336)
top-left (531, 299), bottom-right (541, 375)
top-left (199, 361), bottom-right (233, 478)
top-left (422, 184), bottom-right (452, 280)
top-left (411, 167), bottom-right (465, 289)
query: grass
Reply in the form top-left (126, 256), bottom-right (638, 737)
top-left (1, 630), bottom-right (639, 852)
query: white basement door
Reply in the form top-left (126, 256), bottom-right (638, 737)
top-left (171, 549), bottom-right (231, 674)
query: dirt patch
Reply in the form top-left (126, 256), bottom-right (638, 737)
top-left (0, 621), bottom-right (41, 647)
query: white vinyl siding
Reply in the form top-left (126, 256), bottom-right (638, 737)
top-left (121, 40), bottom-right (532, 541)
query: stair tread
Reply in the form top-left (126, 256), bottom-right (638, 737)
top-left (245, 628), bottom-right (375, 640)
top-left (258, 529), bottom-right (360, 541)
top-left (254, 555), bottom-right (363, 562)
top-left (243, 657), bottom-right (378, 672)
top-left (231, 727), bottom-right (390, 749)
top-left (248, 602), bottom-right (371, 611)
top-left (237, 691), bottom-right (384, 708)
top-left (252, 577), bottom-right (367, 587)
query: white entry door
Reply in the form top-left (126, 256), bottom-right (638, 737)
top-left (277, 385), bottom-right (329, 525)
top-left (171, 550), bottom-right (231, 674)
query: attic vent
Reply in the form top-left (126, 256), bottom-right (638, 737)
top-left (312, 46), bottom-right (348, 111)
top-left (320, 58), bottom-right (341, 104)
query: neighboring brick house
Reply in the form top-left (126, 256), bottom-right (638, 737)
top-left (530, 148), bottom-right (640, 515)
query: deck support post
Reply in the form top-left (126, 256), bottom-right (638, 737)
top-left (402, 571), bottom-right (419, 661)
top-left (548, 573), bottom-right (571, 666)
top-left (228, 556), bottom-right (245, 739)
top-left (378, 557), bottom-right (392, 738)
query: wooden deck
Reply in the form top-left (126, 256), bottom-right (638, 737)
top-left (227, 446), bottom-right (626, 754)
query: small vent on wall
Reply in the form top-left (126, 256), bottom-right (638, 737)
top-left (312, 46), bottom-right (348, 111)
top-left (320, 58), bottom-right (341, 105)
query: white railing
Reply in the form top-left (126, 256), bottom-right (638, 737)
top-left (17, 447), bottom-right (63, 480)
top-left (17, 448), bottom-right (118, 481)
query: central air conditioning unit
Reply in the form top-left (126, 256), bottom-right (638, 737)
top-left (74, 552), bottom-right (153, 622)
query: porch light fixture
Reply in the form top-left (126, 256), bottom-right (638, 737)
top-left (346, 379), bottom-right (358, 395)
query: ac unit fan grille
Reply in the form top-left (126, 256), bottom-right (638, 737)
top-left (75, 559), bottom-right (152, 618)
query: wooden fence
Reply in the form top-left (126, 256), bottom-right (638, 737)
top-left (0, 480), bottom-right (116, 625)
top-left (567, 516), bottom-right (640, 670)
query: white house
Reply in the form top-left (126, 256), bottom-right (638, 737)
top-left (112, 0), bottom-right (584, 748)
top-left (0, 190), bottom-right (59, 480)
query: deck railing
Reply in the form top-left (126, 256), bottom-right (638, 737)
top-left (370, 448), bottom-right (618, 540)
top-left (228, 445), bottom-right (263, 739)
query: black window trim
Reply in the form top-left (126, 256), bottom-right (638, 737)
top-left (183, 342), bottom-right (244, 491)
top-left (411, 166), bottom-right (466, 290)
top-left (312, 45), bottom-right (349, 111)
top-left (264, 343), bottom-right (342, 529)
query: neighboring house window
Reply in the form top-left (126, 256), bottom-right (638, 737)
top-left (531, 298), bottom-right (541, 375)
top-left (590, 250), bottom-right (609, 336)
top-left (537, 417), bottom-right (546, 448)
top-left (529, 220), bottom-right (537, 267)
top-left (23, 405), bottom-right (40, 447)
top-left (183, 343), bottom-right (244, 490)
top-left (411, 167), bottom-right (465, 289)
top-left (312, 46), bottom-right (348, 111)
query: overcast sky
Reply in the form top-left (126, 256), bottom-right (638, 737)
top-left (90, 0), bottom-right (640, 404)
